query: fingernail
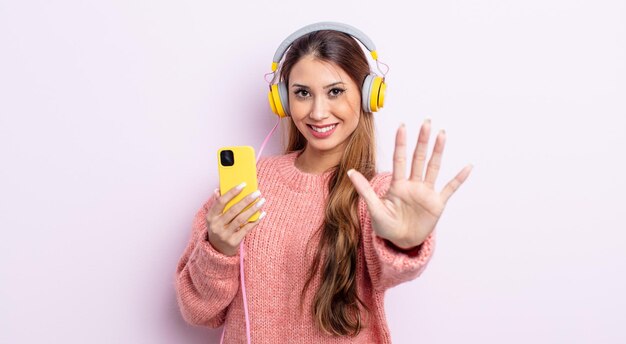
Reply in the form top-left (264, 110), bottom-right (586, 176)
top-left (347, 169), bottom-right (355, 177)
top-left (258, 211), bottom-right (267, 220)
top-left (425, 118), bottom-right (431, 124)
top-left (251, 190), bottom-right (261, 198)
top-left (236, 182), bottom-right (247, 190)
top-left (214, 188), bottom-right (220, 197)
top-left (255, 198), bottom-right (266, 208)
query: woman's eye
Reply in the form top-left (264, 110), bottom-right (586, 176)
top-left (294, 89), bottom-right (310, 98)
top-left (329, 88), bottom-right (345, 97)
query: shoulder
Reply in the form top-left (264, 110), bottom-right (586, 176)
top-left (256, 154), bottom-right (275, 170)
top-left (256, 152), bottom-right (291, 170)
top-left (256, 151), bottom-right (299, 179)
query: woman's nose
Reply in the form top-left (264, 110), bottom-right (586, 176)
top-left (309, 96), bottom-right (329, 120)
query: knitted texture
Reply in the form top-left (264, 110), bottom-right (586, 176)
top-left (175, 150), bottom-right (436, 343)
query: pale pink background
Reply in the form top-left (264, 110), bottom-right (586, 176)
top-left (1, 0), bottom-right (625, 343)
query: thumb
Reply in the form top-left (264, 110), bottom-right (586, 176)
top-left (347, 169), bottom-right (383, 210)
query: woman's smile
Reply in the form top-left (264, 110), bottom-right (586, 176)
top-left (307, 123), bottom-right (338, 138)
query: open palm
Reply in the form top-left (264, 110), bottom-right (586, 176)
top-left (347, 119), bottom-right (473, 250)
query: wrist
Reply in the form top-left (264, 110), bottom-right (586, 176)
top-left (205, 231), bottom-right (238, 257)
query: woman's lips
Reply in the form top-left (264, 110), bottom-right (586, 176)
top-left (307, 123), bottom-right (338, 138)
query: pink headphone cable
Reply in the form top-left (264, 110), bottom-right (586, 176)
top-left (219, 117), bottom-right (281, 344)
top-left (256, 117), bottom-right (282, 161)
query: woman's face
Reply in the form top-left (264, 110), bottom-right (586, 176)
top-left (287, 55), bottom-right (361, 156)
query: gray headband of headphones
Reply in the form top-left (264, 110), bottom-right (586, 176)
top-left (271, 21), bottom-right (377, 65)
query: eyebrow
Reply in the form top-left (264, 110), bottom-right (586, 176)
top-left (291, 81), bottom-right (345, 89)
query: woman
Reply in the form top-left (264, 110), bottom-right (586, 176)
top-left (175, 25), bottom-right (473, 343)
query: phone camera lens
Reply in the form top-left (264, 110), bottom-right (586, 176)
top-left (220, 150), bottom-right (235, 167)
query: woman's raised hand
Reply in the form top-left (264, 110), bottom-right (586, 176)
top-left (347, 119), bottom-right (473, 250)
top-left (205, 184), bottom-right (267, 256)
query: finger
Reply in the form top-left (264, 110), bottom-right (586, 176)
top-left (440, 164), bottom-right (473, 204)
top-left (409, 118), bottom-right (431, 182)
top-left (232, 211), bottom-right (267, 242)
top-left (424, 130), bottom-right (446, 188)
top-left (347, 169), bottom-right (383, 211)
top-left (228, 196), bottom-right (266, 230)
top-left (207, 182), bottom-right (247, 219)
top-left (392, 123), bottom-right (407, 181)
top-left (222, 190), bottom-right (263, 225)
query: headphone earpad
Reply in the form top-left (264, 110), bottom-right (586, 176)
top-left (277, 81), bottom-right (289, 117)
top-left (268, 82), bottom-right (290, 118)
top-left (361, 74), bottom-right (375, 113)
top-left (362, 74), bottom-right (385, 113)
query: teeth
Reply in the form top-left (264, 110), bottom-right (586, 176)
top-left (310, 124), bottom-right (336, 133)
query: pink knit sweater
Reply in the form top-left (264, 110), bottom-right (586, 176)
top-left (175, 150), bottom-right (435, 343)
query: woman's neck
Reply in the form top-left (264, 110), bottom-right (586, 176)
top-left (294, 145), bottom-right (343, 175)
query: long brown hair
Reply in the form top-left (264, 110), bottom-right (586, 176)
top-left (278, 30), bottom-right (377, 337)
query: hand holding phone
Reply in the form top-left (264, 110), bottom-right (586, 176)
top-left (204, 146), bottom-right (265, 256)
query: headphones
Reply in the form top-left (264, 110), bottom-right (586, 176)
top-left (268, 22), bottom-right (387, 118)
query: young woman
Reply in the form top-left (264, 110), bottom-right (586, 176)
top-left (175, 23), bottom-right (473, 343)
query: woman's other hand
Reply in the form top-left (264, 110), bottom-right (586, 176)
top-left (347, 119), bottom-right (473, 250)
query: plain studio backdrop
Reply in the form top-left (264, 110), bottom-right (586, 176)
top-left (1, 0), bottom-right (624, 343)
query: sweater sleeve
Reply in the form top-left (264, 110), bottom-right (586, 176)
top-left (360, 172), bottom-right (436, 291)
top-left (174, 196), bottom-right (241, 328)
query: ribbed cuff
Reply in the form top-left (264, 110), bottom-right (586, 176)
top-left (189, 238), bottom-right (240, 280)
top-left (372, 231), bottom-right (435, 273)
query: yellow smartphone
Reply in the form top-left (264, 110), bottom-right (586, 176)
top-left (217, 145), bottom-right (261, 222)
